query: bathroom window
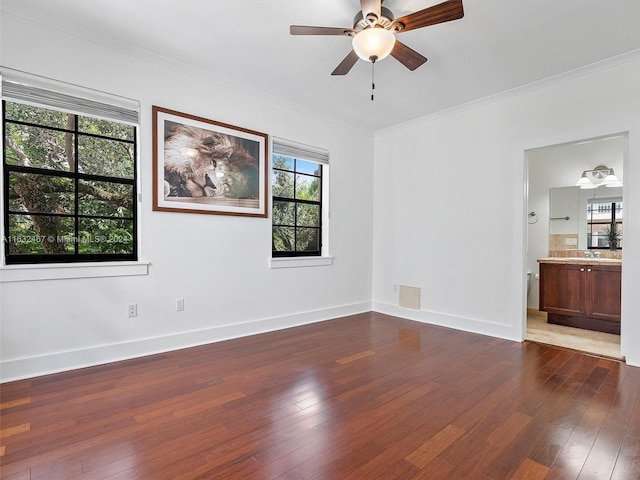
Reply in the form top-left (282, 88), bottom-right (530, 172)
top-left (587, 199), bottom-right (622, 249)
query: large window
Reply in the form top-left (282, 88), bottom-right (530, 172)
top-left (2, 71), bottom-right (139, 264)
top-left (271, 138), bottom-right (328, 257)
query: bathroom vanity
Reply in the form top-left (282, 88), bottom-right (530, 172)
top-left (538, 257), bottom-right (621, 334)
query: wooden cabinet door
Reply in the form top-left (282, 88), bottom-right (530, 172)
top-left (585, 265), bottom-right (621, 322)
top-left (539, 263), bottom-right (585, 317)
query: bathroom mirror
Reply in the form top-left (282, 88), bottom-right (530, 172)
top-left (549, 186), bottom-right (623, 251)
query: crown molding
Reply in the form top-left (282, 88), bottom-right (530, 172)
top-left (376, 48), bottom-right (640, 138)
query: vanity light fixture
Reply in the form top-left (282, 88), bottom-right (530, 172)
top-left (575, 165), bottom-right (622, 189)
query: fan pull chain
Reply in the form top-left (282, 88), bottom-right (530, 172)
top-left (371, 58), bottom-right (376, 101)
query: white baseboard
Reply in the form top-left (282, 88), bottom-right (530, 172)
top-left (372, 301), bottom-right (521, 342)
top-left (0, 302), bottom-right (372, 383)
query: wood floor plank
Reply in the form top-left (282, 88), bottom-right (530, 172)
top-left (335, 349), bottom-right (375, 364)
top-left (486, 411), bottom-right (532, 447)
top-left (0, 424), bottom-right (30, 440)
top-left (404, 425), bottom-right (465, 468)
top-left (1, 312), bottom-right (638, 480)
top-left (510, 458), bottom-right (549, 479)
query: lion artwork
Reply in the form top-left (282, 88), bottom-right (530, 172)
top-left (163, 124), bottom-right (259, 199)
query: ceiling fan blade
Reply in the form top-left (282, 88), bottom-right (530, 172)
top-left (392, 0), bottom-right (464, 33)
top-left (290, 25), bottom-right (354, 36)
top-left (360, 0), bottom-right (381, 21)
top-left (331, 50), bottom-right (360, 76)
top-left (391, 41), bottom-right (427, 71)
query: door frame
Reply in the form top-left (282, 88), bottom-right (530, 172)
top-left (521, 128), bottom-right (629, 357)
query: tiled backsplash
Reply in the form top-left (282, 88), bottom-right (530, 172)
top-left (549, 234), bottom-right (579, 251)
top-left (548, 233), bottom-right (622, 259)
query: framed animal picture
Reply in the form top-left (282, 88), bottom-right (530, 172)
top-left (152, 106), bottom-right (268, 217)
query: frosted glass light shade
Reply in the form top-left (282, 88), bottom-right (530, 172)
top-left (575, 172), bottom-right (597, 189)
top-left (601, 171), bottom-right (623, 187)
top-left (352, 27), bottom-right (396, 62)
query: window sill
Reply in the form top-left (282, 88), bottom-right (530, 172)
top-left (269, 256), bottom-right (334, 269)
top-left (0, 261), bottom-right (150, 283)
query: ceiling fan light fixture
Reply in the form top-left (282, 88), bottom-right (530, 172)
top-left (352, 27), bottom-right (395, 62)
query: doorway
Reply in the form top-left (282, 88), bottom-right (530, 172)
top-left (525, 134), bottom-right (626, 359)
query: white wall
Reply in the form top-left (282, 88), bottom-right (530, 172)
top-left (0, 14), bottom-right (374, 381)
top-left (527, 137), bottom-right (625, 310)
top-left (372, 55), bottom-right (640, 366)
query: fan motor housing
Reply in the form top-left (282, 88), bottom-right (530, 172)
top-left (352, 6), bottom-right (395, 33)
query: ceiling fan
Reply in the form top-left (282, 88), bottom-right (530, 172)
top-left (290, 0), bottom-right (464, 76)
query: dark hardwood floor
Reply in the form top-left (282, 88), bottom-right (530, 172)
top-left (1, 312), bottom-right (639, 479)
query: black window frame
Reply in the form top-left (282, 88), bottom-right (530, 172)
top-left (587, 199), bottom-right (622, 250)
top-left (2, 100), bottom-right (138, 265)
top-left (272, 155), bottom-right (323, 257)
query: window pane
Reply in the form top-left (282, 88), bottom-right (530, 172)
top-left (79, 180), bottom-right (133, 217)
top-left (78, 116), bottom-right (134, 141)
top-left (273, 200), bottom-right (295, 226)
top-left (273, 155), bottom-right (294, 172)
top-left (9, 173), bottom-right (75, 214)
top-left (272, 170), bottom-right (294, 198)
top-left (5, 123), bottom-right (73, 170)
top-left (295, 174), bottom-right (319, 201)
top-left (78, 218), bottom-right (134, 254)
top-left (273, 226), bottom-right (295, 252)
top-left (7, 214), bottom-right (75, 254)
top-left (296, 160), bottom-right (320, 176)
top-left (296, 203), bottom-right (319, 227)
top-left (296, 228), bottom-right (319, 252)
top-left (4, 103), bottom-right (75, 130)
top-left (78, 136), bottom-right (134, 178)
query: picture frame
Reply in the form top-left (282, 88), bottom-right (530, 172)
top-left (152, 106), bottom-right (268, 217)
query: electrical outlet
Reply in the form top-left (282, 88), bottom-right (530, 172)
top-left (176, 298), bottom-right (184, 312)
top-left (393, 284), bottom-right (398, 292)
top-left (128, 304), bottom-right (137, 318)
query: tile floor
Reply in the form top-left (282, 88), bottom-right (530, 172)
top-left (526, 312), bottom-right (623, 360)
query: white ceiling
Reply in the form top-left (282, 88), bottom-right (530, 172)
top-left (4, 0), bottom-right (640, 132)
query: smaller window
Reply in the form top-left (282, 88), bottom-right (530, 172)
top-left (272, 155), bottom-right (323, 257)
top-left (587, 199), bottom-right (622, 249)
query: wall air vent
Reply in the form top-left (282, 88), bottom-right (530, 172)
top-left (398, 285), bottom-right (421, 310)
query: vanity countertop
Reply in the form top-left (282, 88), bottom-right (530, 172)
top-left (537, 257), bottom-right (622, 266)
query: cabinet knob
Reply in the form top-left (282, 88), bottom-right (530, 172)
top-left (580, 268), bottom-right (585, 272)
top-left (587, 268), bottom-right (592, 272)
